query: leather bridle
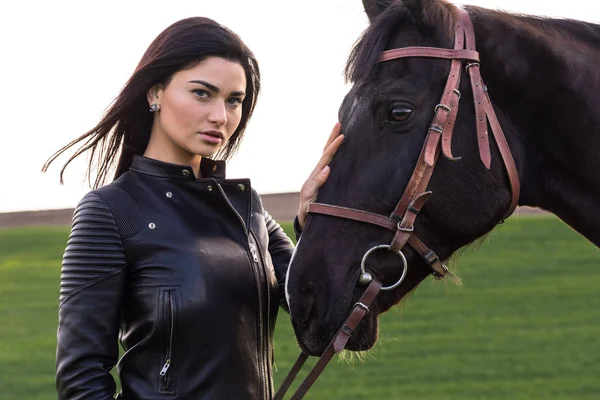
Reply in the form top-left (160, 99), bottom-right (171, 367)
top-left (275, 8), bottom-right (520, 399)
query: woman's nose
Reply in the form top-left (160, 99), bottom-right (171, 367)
top-left (208, 101), bottom-right (227, 126)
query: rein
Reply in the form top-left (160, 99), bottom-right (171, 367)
top-left (275, 8), bottom-right (520, 399)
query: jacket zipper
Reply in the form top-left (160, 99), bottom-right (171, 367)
top-left (250, 230), bottom-right (272, 398)
top-left (249, 239), bottom-right (271, 400)
top-left (216, 183), bottom-right (269, 399)
top-left (159, 290), bottom-right (175, 391)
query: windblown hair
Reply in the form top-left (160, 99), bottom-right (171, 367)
top-left (43, 17), bottom-right (261, 189)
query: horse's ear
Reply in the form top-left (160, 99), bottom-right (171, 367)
top-left (362, 0), bottom-right (394, 22)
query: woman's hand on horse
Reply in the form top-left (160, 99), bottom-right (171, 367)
top-left (297, 122), bottom-right (345, 230)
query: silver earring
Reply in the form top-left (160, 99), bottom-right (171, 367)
top-left (149, 103), bottom-right (160, 112)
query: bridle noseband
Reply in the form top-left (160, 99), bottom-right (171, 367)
top-left (275, 8), bottom-right (520, 399)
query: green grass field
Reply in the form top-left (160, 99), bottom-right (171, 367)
top-left (1, 216), bottom-right (599, 399)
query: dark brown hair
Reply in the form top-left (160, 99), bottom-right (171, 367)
top-left (43, 17), bottom-right (261, 189)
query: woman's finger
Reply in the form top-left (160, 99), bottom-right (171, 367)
top-left (322, 122), bottom-right (342, 152)
top-left (313, 135), bottom-right (344, 175)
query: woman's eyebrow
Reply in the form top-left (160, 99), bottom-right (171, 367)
top-left (189, 80), bottom-right (220, 92)
top-left (189, 80), bottom-right (245, 97)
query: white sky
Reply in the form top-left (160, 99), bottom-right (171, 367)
top-left (0, 0), bottom-right (597, 213)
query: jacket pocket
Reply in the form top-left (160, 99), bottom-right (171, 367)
top-left (158, 286), bottom-right (180, 395)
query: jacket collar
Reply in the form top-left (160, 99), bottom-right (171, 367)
top-left (129, 155), bottom-right (226, 180)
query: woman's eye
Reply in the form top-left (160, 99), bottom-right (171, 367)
top-left (388, 107), bottom-right (413, 122)
top-left (227, 97), bottom-right (243, 106)
top-left (193, 89), bottom-right (208, 98)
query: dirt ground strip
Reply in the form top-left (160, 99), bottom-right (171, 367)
top-left (0, 192), bottom-right (302, 228)
top-left (0, 193), bottom-right (546, 229)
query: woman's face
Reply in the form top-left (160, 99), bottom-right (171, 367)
top-left (148, 56), bottom-right (247, 160)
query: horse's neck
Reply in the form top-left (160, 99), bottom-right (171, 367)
top-left (473, 9), bottom-right (600, 247)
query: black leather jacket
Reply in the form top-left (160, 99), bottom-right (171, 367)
top-left (56, 155), bottom-right (295, 400)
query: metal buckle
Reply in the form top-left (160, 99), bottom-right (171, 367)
top-left (466, 62), bottom-right (480, 71)
top-left (453, 89), bottom-right (461, 99)
top-left (432, 271), bottom-right (445, 280)
top-left (397, 221), bottom-right (414, 232)
top-left (354, 302), bottom-right (370, 312)
top-left (432, 264), bottom-right (449, 280)
top-left (434, 104), bottom-right (451, 113)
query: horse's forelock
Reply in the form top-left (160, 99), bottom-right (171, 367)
top-left (345, 0), bottom-right (458, 84)
top-left (345, 3), bottom-right (407, 84)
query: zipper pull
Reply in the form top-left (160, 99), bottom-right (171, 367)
top-left (249, 243), bottom-right (259, 262)
top-left (159, 359), bottom-right (171, 376)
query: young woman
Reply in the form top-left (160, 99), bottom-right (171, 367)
top-left (44, 17), bottom-right (343, 400)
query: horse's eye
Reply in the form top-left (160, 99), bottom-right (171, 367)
top-left (389, 107), bottom-right (413, 122)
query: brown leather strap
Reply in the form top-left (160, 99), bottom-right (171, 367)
top-left (380, 47), bottom-right (479, 62)
top-left (441, 10), bottom-right (466, 161)
top-left (307, 203), bottom-right (396, 231)
top-left (273, 353), bottom-right (309, 400)
top-left (468, 64), bottom-right (492, 168)
top-left (288, 349), bottom-right (335, 400)
top-left (461, 9), bottom-right (491, 169)
top-left (483, 90), bottom-right (521, 218)
top-left (390, 191), bottom-right (432, 252)
top-left (391, 128), bottom-right (440, 222)
top-left (332, 280), bottom-right (381, 352)
top-left (274, 280), bottom-right (382, 400)
top-left (407, 235), bottom-right (448, 278)
top-left (460, 8), bottom-right (520, 214)
top-left (390, 9), bottom-right (465, 219)
top-left (308, 200), bottom-right (447, 279)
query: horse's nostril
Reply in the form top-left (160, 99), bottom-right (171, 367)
top-left (297, 286), bottom-right (316, 319)
top-left (292, 279), bottom-right (329, 328)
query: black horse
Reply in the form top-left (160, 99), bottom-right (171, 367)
top-left (285, 0), bottom-right (600, 357)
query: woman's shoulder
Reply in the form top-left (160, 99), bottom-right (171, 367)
top-left (75, 178), bottom-right (144, 239)
top-left (78, 177), bottom-right (136, 209)
top-left (250, 187), bottom-right (264, 215)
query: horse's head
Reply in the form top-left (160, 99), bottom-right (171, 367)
top-left (286, 0), bottom-right (521, 356)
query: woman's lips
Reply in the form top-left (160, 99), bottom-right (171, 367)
top-left (198, 131), bottom-right (224, 144)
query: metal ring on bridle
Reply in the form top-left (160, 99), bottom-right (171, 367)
top-left (359, 244), bottom-right (408, 291)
